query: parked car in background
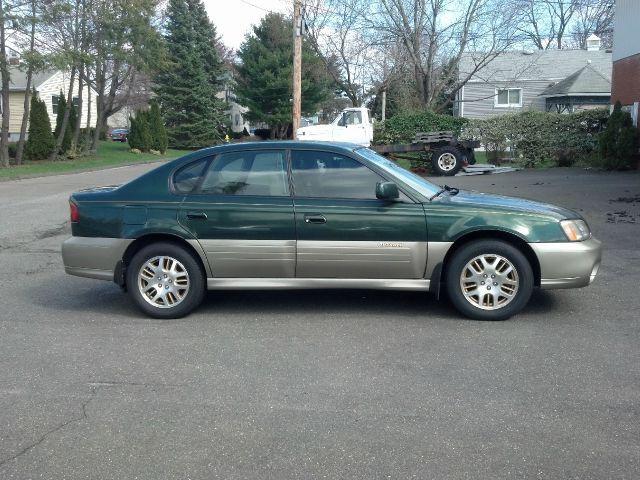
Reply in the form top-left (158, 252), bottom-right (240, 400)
top-left (62, 141), bottom-right (601, 320)
top-left (111, 128), bottom-right (129, 142)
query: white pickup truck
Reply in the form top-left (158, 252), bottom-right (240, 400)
top-left (296, 107), bottom-right (374, 146)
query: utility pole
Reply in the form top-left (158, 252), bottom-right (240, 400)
top-left (292, 0), bottom-right (302, 139)
top-left (381, 89), bottom-right (386, 121)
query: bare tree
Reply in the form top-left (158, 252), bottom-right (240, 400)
top-left (305, 0), bottom-right (372, 107)
top-left (14, 0), bottom-right (43, 164)
top-left (570, 0), bottom-right (614, 49)
top-left (511, 0), bottom-right (583, 50)
top-left (373, 0), bottom-right (518, 111)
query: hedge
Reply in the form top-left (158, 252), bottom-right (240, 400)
top-left (461, 109), bottom-right (610, 167)
top-left (373, 110), bottom-right (467, 145)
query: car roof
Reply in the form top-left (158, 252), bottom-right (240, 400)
top-left (188, 140), bottom-right (362, 156)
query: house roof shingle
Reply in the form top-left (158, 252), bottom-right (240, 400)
top-left (540, 63), bottom-right (611, 97)
top-left (460, 49), bottom-right (612, 84)
top-left (8, 67), bottom-right (58, 91)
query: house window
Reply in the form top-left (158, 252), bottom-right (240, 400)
top-left (495, 88), bottom-right (522, 108)
top-left (52, 95), bottom-right (79, 114)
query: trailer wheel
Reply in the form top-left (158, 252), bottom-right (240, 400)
top-left (432, 146), bottom-right (464, 176)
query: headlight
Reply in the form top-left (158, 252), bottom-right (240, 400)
top-left (560, 219), bottom-right (591, 241)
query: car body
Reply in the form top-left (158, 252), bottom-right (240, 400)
top-left (111, 128), bottom-right (129, 142)
top-left (62, 141), bottom-right (601, 320)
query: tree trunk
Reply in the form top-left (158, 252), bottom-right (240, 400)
top-left (16, 0), bottom-right (37, 165)
top-left (90, 61), bottom-right (105, 154)
top-left (72, 63), bottom-right (84, 148)
top-left (50, 66), bottom-right (77, 160)
top-left (83, 63), bottom-right (92, 156)
top-left (0, 0), bottom-right (11, 168)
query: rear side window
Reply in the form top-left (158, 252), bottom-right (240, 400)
top-left (199, 150), bottom-right (289, 196)
top-left (173, 158), bottom-right (209, 194)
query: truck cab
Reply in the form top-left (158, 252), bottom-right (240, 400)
top-left (296, 107), bottom-right (373, 146)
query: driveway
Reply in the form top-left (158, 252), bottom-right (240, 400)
top-left (0, 164), bottom-right (638, 479)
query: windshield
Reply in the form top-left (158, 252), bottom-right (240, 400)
top-left (356, 147), bottom-right (441, 197)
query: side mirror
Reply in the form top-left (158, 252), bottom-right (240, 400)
top-left (376, 182), bottom-right (399, 200)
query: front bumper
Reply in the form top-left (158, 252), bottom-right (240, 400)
top-left (531, 237), bottom-right (602, 289)
top-left (62, 236), bottom-right (133, 281)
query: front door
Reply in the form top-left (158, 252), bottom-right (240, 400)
top-left (178, 149), bottom-right (296, 278)
top-left (291, 150), bottom-right (428, 279)
top-left (332, 110), bottom-right (369, 145)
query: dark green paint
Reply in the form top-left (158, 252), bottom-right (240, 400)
top-left (69, 142), bottom-right (576, 244)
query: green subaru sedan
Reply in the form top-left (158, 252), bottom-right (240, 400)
top-left (62, 141), bottom-right (601, 320)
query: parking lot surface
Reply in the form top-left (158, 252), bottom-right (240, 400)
top-left (0, 164), bottom-right (638, 479)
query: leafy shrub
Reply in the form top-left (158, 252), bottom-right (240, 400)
top-left (599, 102), bottom-right (639, 170)
top-left (373, 110), bottom-right (467, 145)
top-left (462, 109), bottom-right (609, 167)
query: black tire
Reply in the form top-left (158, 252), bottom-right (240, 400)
top-left (126, 242), bottom-right (205, 319)
top-left (431, 146), bottom-right (463, 176)
top-left (445, 240), bottom-right (533, 321)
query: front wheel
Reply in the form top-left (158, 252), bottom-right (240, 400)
top-left (445, 240), bottom-right (533, 320)
top-left (126, 242), bottom-right (205, 319)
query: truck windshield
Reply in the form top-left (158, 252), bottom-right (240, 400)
top-left (356, 148), bottom-right (441, 198)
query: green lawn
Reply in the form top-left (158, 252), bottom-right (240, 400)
top-left (0, 141), bottom-right (191, 180)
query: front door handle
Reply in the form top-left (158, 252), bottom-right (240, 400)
top-left (186, 212), bottom-right (208, 220)
top-left (304, 214), bottom-right (326, 224)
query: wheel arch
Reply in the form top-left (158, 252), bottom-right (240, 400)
top-left (440, 230), bottom-right (541, 288)
top-left (120, 234), bottom-right (210, 288)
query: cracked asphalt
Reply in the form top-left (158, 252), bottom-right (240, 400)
top-left (0, 164), bottom-right (639, 479)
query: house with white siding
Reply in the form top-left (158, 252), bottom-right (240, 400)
top-left (455, 43), bottom-right (612, 120)
top-left (7, 67), bottom-right (97, 141)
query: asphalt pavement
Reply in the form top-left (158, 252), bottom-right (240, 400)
top-left (0, 163), bottom-right (638, 479)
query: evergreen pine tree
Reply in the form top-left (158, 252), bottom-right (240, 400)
top-left (68, 104), bottom-right (78, 149)
top-left (149, 99), bottom-right (168, 153)
top-left (128, 115), bottom-right (140, 150)
top-left (137, 110), bottom-right (153, 152)
top-left (155, 0), bottom-right (228, 148)
top-left (600, 101), bottom-right (639, 170)
top-left (25, 93), bottom-right (55, 160)
top-left (236, 13), bottom-right (332, 138)
top-left (53, 91), bottom-right (72, 154)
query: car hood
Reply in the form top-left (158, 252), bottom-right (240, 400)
top-left (440, 189), bottom-right (580, 221)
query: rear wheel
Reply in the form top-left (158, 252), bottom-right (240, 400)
top-left (126, 242), bottom-right (205, 319)
top-left (432, 146), bottom-right (463, 176)
top-left (445, 240), bottom-right (533, 320)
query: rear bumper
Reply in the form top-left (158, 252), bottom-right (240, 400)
top-left (62, 237), bottom-right (133, 281)
top-left (531, 237), bottom-right (602, 289)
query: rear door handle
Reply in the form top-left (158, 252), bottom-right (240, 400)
top-left (186, 212), bottom-right (207, 220)
top-left (304, 214), bottom-right (326, 224)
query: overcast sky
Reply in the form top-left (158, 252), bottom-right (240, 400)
top-left (203, 0), bottom-right (291, 51)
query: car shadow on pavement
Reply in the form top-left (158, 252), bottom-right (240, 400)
top-left (29, 274), bottom-right (558, 322)
top-left (27, 275), bottom-right (139, 319)
top-left (199, 289), bottom-right (464, 321)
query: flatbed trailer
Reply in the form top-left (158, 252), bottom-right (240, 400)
top-left (372, 131), bottom-right (481, 176)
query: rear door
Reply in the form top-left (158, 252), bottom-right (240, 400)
top-left (291, 149), bottom-right (428, 279)
top-left (177, 149), bottom-right (296, 278)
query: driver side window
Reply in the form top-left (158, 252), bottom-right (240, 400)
top-left (292, 151), bottom-right (383, 199)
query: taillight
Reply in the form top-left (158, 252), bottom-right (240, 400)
top-left (70, 200), bottom-right (80, 222)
